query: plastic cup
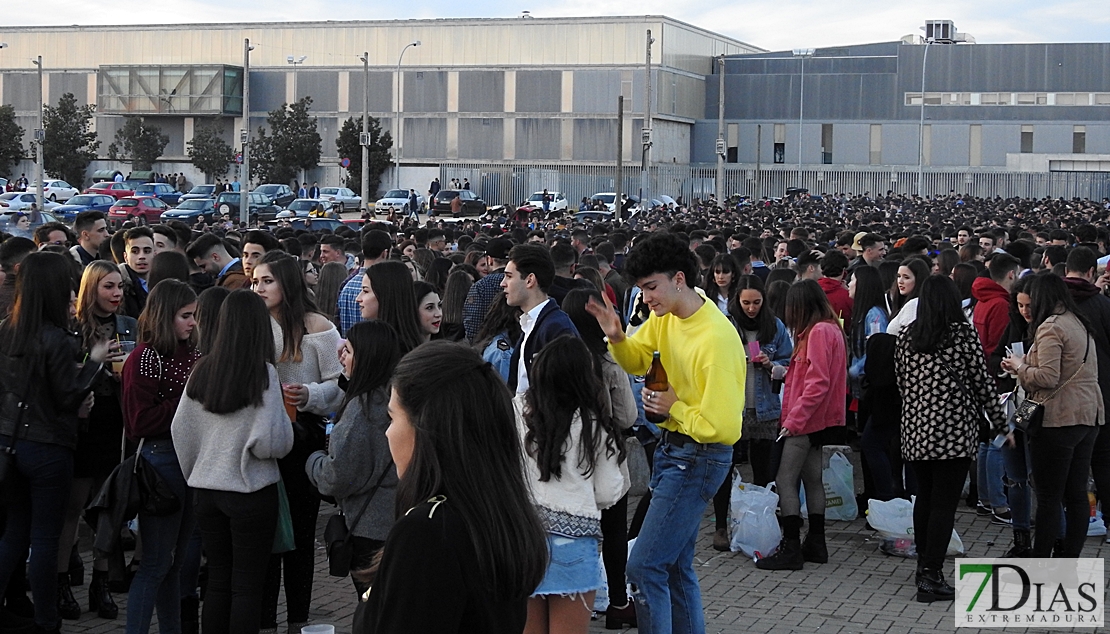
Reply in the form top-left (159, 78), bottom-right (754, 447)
top-left (113, 340), bottom-right (137, 374)
top-left (282, 384), bottom-right (299, 422)
top-left (301, 626), bottom-right (334, 634)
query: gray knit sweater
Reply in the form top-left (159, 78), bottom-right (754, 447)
top-left (305, 389), bottom-right (397, 540)
top-left (171, 365), bottom-right (294, 493)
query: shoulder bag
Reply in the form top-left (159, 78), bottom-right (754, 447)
top-left (1011, 335), bottom-right (1089, 438)
top-left (324, 462), bottom-right (393, 577)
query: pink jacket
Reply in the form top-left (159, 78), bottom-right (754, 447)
top-left (781, 321), bottom-right (847, 436)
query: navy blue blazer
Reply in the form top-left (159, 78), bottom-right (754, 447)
top-left (507, 300), bottom-right (580, 392)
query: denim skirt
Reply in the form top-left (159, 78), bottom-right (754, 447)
top-left (532, 534), bottom-right (602, 597)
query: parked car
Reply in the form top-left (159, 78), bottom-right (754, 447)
top-left (523, 191), bottom-right (568, 213)
top-left (0, 192), bottom-right (61, 212)
top-left (133, 182), bottom-right (183, 206)
top-left (107, 196), bottom-right (170, 225)
top-left (26, 180), bottom-right (79, 202)
top-left (160, 198), bottom-right (217, 225)
top-left (277, 198), bottom-right (337, 219)
top-left (589, 192), bottom-right (618, 212)
top-left (374, 189), bottom-right (424, 216)
top-left (0, 210), bottom-right (62, 237)
top-left (214, 191), bottom-right (281, 223)
top-left (252, 184), bottom-right (296, 208)
top-left (575, 210), bottom-right (615, 223)
top-left (84, 181), bottom-right (137, 199)
top-left (319, 187), bottom-right (361, 212)
top-left (432, 189), bottom-right (487, 217)
top-left (265, 217), bottom-right (344, 233)
top-left (180, 184), bottom-right (221, 201)
top-left (52, 194), bottom-right (116, 222)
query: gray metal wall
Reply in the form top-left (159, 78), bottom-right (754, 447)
top-left (49, 72), bottom-right (89, 105)
top-left (458, 71), bottom-right (503, 113)
top-left (515, 118), bottom-right (561, 160)
top-left (347, 71), bottom-right (393, 113)
top-left (458, 118), bottom-right (503, 160)
top-left (403, 71), bottom-right (447, 113)
top-left (516, 70), bottom-right (562, 113)
top-left (296, 71), bottom-right (338, 112)
top-left (402, 117), bottom-right (446, 158)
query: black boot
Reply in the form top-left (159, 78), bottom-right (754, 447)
top-left (801, 514), bottom-right (828, 564)
top-left (56, 574), bottom-right (81, 621)
top-left (89, 570), bottom-right (117, 619)
top-left (67, 545), bottom-right (83, 587)
top-left (916, 567), bottom-right (955, 603)
top-left (1003, 529), bottom-right (1032, 558)
top-left (756, 516), bottom-right (804, 571)
top-left (181, 596), bottom-right (199, 634)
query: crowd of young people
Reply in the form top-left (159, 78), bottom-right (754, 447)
top-left (0, 188), bottom-right (1108, 634)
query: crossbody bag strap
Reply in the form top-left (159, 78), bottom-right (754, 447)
top-left (343, 461), bottom-right (394, 533)
top-left (1037, 333), bottom-right (1090, 404)
top-left (939, 360), bottom-right (988, 421)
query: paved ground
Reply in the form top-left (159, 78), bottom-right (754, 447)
top-left (59, 466), bottom-right (1107, 634)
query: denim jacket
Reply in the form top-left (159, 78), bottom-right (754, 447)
top-left (731, 317), bottom-right (793, 423)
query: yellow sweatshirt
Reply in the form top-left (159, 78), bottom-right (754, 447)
top-left (609, 295), bottom-right (746, 445)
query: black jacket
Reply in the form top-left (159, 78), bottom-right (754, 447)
top-left (1065, 276), bottom-right (1110, 415)
top-left (0, 325), bottom-right (101, 450)
top-left (121, 265), bottom-right (148, 320)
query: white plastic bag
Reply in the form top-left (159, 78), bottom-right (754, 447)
top-left (867, 498), bottom-right (964, 557)
top-left (728, 471), bottom-right (781, 558)
top-left (1088, 510), bottom-right (1106, 537)
top-left (798, 451), bottom-right (858, 521)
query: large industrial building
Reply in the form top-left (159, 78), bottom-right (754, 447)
top-left (2, 17), bottom-right (1109, 202)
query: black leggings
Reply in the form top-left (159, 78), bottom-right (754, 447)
top-left (261, 446), bottom-right (321, 627)
top-left (910, 458), bottom-right (970, 571)
top-left (599, 495), bottom-right (629, 606)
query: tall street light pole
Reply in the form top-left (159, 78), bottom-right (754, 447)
top-left (32, 56), bottom-right (43, 214)
top-left (640, 30), bottom-right (654, 207)
top-left (394, 41), bottom-right (420, 192)
top-left (918, 38), bottom-right (934, 199)
top-left (240, 39), bottom-right (253, 226)
top-left (792, 48), bottom-right (814, 189)
top-left (715, 54), bottom-right (726, 208)
top-left (359, 52), bottom-right (370, 215)
top-left (287, 55), bottom-right (307, 187)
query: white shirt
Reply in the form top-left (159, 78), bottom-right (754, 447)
top-left (515, 298), bottom-right (551, 394)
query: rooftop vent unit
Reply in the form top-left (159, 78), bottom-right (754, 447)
top-left (916, 20), bottom-right (976, 44)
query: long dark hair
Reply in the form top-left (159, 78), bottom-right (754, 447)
top-left (195, 286), bottom-right (231, 355)
top-left (473, 291), bottom-right (522, 351)
top-left (313, 261), bottom-right (348, 324)
top-left (138, 280), bottom-right (197, 357)
top-left (366, 260), bottom-right (424, 353)
top-left (784, 279), bottom-right (836, 342)
top-left (259, 251), bottom-right (320, 363)
top-left (186, 290), bottom-right (274, 414)
top-left (148, 251), bottom-right (191, 289)
top-left (1006, 274), bottom-right (1033, 346)
top-left (849, 266), bottom-right (887, 357)
top-left (906, 275), bottom-right (966, 353)
top-left (336, 320), bottom-right (401, 422)
top-left (440, 270), bottom-right (473, 328)
top-left (523, 335), bottom-right (624, 482)
top-left (561, 288), bottom-right (608, 358)
top-left (1, 252), bottom-right (74, 356)
top-left (728, 275), bottom-right (776, 345)
top-left (390, 341), bottom-right (547, 600)
top-left (765, 280), bottom-right (790, 323)
top-left (1028, 271), bottom-right (1091, 334)
top-left (704, 253), bottom-right (739, 306)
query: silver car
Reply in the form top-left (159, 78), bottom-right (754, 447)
top-left (375, 189), bottom-right (424, 215)
top-left (0, 192), bottom-right (61, 212)
top-left (319, 187), bottom-right (362, 212)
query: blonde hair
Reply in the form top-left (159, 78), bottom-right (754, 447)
top-left (76, 260), bottom-right (123, 349)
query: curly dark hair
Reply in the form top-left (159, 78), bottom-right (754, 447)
top-left (622, 231), bottom-right (698, 287)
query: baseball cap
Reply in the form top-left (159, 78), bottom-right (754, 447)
top-left (484, 237), bottom-right (512, 260)
top-left (851, 231), bottom-right (868, 252)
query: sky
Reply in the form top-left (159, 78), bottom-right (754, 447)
top-left (1, 0), bottom-right (1108, 51)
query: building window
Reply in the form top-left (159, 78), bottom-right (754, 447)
top-left (969, 124), bottom-right (982, 167)
top-left (773, 123), bottom-right (785, 164)
top-left (727, 123), bottom-right (738, 163)
top-left (821, 124), bottom-right (833, 164)
top-left (1073, 125), bottom-right (1086, 154)
top-left (869, 124), bottom-right (881, 165)
top-left (1021, 125), bottom-right (1034, 153)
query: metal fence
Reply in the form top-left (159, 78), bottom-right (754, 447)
top-left (438, 162), bottom-right (1110, 208)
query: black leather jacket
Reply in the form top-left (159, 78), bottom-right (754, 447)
top-left (0, 325), bottom-right (102, 450)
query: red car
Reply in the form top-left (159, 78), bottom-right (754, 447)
top-left (108, 196), bottom-right (169, 225)
top-left (85, 181), bottom-right (137, 199)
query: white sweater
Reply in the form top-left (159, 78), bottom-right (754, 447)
top-left (171, 365), bottom-right (294, 493)
top-left (270, 317), bottom-right (345, 415)
top-left (514, 395), bottom-right (629, 537)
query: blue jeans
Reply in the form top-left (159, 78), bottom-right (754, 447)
top-left (0, 438), bottom-right (73, 630)
top-left (1001, 430), bottom-right (1032, 530)
top-left (126, 439), bottom-right (195, 634)
top-left (627, 440), bottom-right (731, 634)
top-left (976, 442), bottom-right (1006, 509)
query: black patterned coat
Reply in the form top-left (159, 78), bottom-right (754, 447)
top-left (894, 321), bottom-right (1007, 461)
